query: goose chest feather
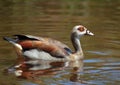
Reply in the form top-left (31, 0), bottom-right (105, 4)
top-left (3, 25), bottom-right (94, 61)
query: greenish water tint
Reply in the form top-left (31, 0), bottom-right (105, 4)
top-left (0, 0), bottom-right (120, 85)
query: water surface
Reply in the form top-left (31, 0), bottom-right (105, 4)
top-left (0, 0), bottom-right (120, 85)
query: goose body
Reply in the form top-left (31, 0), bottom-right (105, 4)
top-left (3, 25), bottom-right (94, 61)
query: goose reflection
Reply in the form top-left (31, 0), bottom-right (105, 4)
top-left (69, 60), bottom-right (84, 82)
top-left (5, 59), bottom-right (84, 83)
top-left (13, 60), bottom-right (66, 79)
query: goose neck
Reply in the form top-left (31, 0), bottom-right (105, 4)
top-left (71, 33), bottom-right (83, 54)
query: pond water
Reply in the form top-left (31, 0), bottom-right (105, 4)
top-left (0, 0), bottom-right (120, 85)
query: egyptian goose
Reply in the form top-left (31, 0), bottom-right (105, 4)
top-left (3, 25), bottom-right (94, 61)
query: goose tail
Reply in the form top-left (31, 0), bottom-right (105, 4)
top-left (3, 37), bottom-right (22, 50)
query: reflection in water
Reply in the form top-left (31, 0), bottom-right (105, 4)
top-left (69, 62), bottom-right (83, 82)
top-left (5, 59), bottom-right (84, 84)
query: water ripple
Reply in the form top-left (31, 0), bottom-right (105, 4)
top-left (87, 50), bottom-right (111, 56)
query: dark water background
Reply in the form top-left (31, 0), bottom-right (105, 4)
top-left (0, 0), bottom-right (120, 85)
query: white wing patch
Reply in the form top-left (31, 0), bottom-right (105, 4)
top-left (23, 49), bottom-right (64, 61)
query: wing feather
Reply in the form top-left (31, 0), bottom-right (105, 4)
top-left (15, 35), bottom-right (72, 58)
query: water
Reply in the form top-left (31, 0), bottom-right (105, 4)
top-left (0, 0), bottom-right (120, 85)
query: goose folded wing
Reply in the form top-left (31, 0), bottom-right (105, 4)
top-left (18, 40), bottom-right (70, 58)
top-left (15, 34), bottom-right (72, 58)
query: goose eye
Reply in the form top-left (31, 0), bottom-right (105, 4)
top-left (78, 27), bottom-right (85, 32)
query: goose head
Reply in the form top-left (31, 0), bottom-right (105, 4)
top-left (72, 25), bottom-right (94, 38)
top-left (71, 25), bottom-right (94, 54)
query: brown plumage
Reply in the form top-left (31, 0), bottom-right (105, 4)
top-left (16, 35), bottom-right (71, 57)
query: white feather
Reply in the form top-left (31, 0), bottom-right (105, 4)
top-left (9, 41), bottom-right (22, 50)
top-left (23, 49), bottom-right (64, 61)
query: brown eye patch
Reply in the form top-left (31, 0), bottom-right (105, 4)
top-left (78, 27), bottom-right (85, 32)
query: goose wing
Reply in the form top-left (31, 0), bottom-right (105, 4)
top-left (15, 35), bottom-right (72, 58)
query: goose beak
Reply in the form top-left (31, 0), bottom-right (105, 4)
top-left (85, 30), bottom-right (94, 36)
